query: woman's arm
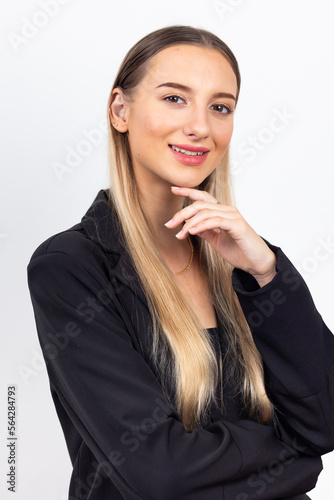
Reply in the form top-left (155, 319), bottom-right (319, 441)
top-left (166, 185), bottom-right (334, 457)
top-left (232, 241), bottom-right (334, 457)
top-left (27, 231), bottom-right (323, 500)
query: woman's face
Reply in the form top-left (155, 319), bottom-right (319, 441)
top-left (117, 44), bottom-right (238, 190)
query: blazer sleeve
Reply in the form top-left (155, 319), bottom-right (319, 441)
top-left (232, 241), bottom-right (334, 457)
top-left (27, 238), bottom-right (323, 500)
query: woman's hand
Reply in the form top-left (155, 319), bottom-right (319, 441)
top-left (165, 186), bottom-right (277, 287)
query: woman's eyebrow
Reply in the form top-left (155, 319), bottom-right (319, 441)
top-left (155, 82), bottom-right (236, 100)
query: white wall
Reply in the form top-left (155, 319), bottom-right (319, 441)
top-left (1, 1), bottom-right (333, 499)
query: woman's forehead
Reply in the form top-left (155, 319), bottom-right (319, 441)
top-left (142, 45), bottom-right (237, 94)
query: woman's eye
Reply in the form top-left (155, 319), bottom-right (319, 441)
top-left (211, 104), bottom-right (231, 114)
top-left (164, 95), bottom-right (184, 104)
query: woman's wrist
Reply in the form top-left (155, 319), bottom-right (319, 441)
top-left (250, 252), bottom-right (277, 288)
top-left (252, 268), bottom-right (277, 288)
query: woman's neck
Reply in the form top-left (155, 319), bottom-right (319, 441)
top-left (137, 183), bottom-right (184, 244)
top-left (136, 182), bottom-right (195, 273)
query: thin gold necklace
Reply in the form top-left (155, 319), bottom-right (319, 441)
top-left (175, 236), bottom-right (194, 276)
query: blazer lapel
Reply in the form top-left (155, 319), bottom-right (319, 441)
top-left (81, 189), bottom-right (150, 310)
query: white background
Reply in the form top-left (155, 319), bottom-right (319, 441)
top-left (1, 0), bottom-right (334, 498)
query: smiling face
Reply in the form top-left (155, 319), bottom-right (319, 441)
top-left (112, 44), bottom-right (238, 191)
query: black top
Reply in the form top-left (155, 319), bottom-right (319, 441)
top-left (203, 326), bottom-right (247, 425)
top-left (27, 189), bottom-right (334, 500)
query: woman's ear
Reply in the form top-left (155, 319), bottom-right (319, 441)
top-left (109, 88), bottom-right (129, 133)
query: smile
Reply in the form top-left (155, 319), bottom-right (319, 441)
top-left (170, 145), bottom-right (205, 156)
top-left (169, 144), bottom-right (210, 166)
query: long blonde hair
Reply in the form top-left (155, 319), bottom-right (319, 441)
top-left (106, 26), bottom-right (273, 431)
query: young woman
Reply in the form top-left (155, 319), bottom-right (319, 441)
top-left (27, 26), bottom-right (334, 500)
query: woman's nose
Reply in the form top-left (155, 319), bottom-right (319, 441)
top-left (182, 105), bottom-right (210, 140)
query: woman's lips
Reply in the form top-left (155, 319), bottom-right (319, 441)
top-left (169, 144), bottom-right (210, 165)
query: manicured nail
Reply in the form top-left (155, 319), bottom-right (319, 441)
top-left (171, 186), bottom-right (181, 190)
top-left (175, 230), bottom-right (184, 238)
top-left (164, 219), bottom-right (173, 227)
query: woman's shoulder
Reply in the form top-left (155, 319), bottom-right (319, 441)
top-left (26, 222), bottom-right (124, 296)
top-left (28, 188), bottom-right (124, 269)
top-left (28, 224), bottom-right (95, 263)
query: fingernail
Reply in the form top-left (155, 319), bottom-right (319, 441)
top-left (175, 230), bottom-right (183, 238)
top-left (171, 186), bottom-right (181, 190)
top-left (164, 219), bottom-right (173, 227)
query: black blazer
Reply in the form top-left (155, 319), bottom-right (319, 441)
top-left (27, 189), bottom-right (334, 500)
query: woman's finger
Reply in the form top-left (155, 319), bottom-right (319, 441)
top-left (170, 186), bottom-right (217, 204)
top-left (165, 204), bottom-right (238, 229)
top-left (178, 214), bottom-right (245, 239)
top-left (166, 187), bottom-right (237, 227)
top-left (173, 210), bottom-right (239, 238)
